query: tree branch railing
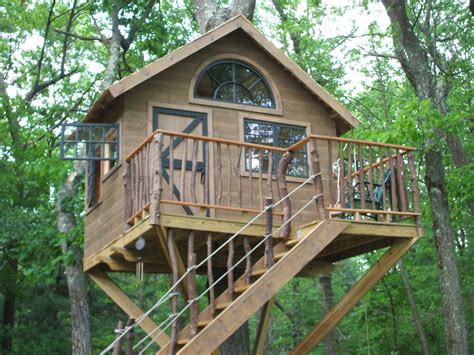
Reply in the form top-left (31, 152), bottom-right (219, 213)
top-left (123, 129), bottom-right (421, 229)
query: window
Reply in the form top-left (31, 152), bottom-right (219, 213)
top-left (60, 123), bottom-right (120, 208)
top-left (243, 119), bottom-right (308, 178)
top-left (194, 60), bottom-right (275, 108)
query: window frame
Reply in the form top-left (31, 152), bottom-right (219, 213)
top-left (238, 114), bottom-right (312, 182)
top-left (194, 60), bottom-right (276, 108)
top-left (189, 54), bottom-right (283, 116)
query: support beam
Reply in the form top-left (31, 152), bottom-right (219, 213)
top-left (88, 268), bottom-right (170, 347)
top-left (252, 297), bottom-right (275, 355)
top-left (290, 238), bottom-right (418, 355)
top-left (155, 226), bottom-right (190, 300)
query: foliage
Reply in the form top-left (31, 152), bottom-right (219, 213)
top-left (0, 0), bottom-right (472, 354)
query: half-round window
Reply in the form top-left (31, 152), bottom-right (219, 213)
top-left (194, 60), bottom-right (275, 108)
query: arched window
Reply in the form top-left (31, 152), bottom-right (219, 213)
top-left (194, 60), bottom-right (275, 108)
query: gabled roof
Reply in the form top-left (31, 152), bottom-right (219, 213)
top-left (85, 15), bottom-right (360, 129)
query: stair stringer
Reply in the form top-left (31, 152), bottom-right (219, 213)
top-left (177, 219), bottom-right (349, 355)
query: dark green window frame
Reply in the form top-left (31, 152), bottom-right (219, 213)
top-left (194, 60), bottom-right (275, 108)
top-left (243, 118), bottom-right (309, 178)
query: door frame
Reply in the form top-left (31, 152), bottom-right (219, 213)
top-left (147, 102), bottom-right (214, 215)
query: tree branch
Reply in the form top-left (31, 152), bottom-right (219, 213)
top-left (54, 29), bottom-right (102, 43)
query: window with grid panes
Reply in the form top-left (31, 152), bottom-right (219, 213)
top-left (194, 60), bottom-right (275, 108)
top-left (243, 119), bottom-right (308, 178)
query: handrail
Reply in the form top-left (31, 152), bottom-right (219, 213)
top-left (137, 194), bottom-right (321, 354)
top-left (125, 128), bottom-right (287, 161)
top-left (287, 134), bottom-right (417, 153)
top-left (102, 173), bottom-right (319, 354)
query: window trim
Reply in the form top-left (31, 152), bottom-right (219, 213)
top-left (189, 54), bottom-right (283, 116)
top-left (238, 114), bottom-right (312, 183)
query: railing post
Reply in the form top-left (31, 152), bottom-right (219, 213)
top-left (125, 318), bottom-right (135, 355)
top-left (309, 138), bottom-right (326, 219)
top-left (150, 133), bottom-right (163, 225)
top-left (408, 151), bottom-right (423, 236)
top-left (264, 197), bottom-right (274, 269)
top-left (123, 161), bottom-right (133, 229)
top-left (276, 151), bottom-right (293, 238)
top-left (112, 320), bottom-right (124, 355)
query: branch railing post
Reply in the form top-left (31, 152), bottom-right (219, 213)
top-left (309, 138), bottom-right (326, 219)
top-left (276, 151), bottom-right (293, 238)
top-left (150, 132), bottom-right (164, 225)
top-left (123, 161), bottom-right (133, 229)
top-left (264, 197), bottom-right (274, 269)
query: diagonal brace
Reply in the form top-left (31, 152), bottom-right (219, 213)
top-left (291, 238), bottom-right (418, 355)
top-left (88, 267), bottom-right (170, 347)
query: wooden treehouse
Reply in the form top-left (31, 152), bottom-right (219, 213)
top-left (63, 15), bottom-right (422, 354)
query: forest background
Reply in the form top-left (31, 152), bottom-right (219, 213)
top-left (0, 0), bottom-right (472, 354)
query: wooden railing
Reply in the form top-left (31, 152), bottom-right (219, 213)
top-left (123, 129), bottom-right (288, 228)
top-left (288, 135), bottom-right (421, 228)
top-left (123, 129), bottom-right (421, 230)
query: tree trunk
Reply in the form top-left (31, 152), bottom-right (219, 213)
top-left (319, 275), bottom-right (335, 355)
top-left (56, 169), bottom-right (92, 355)
top-left (424, 147), bottom-right (468, 354)
top-left (398, 261), bottom-right (430, 355)
top-left (1, 257), bottom-right (18, 353)
top-left (382, 1), bottom-right (469, 353)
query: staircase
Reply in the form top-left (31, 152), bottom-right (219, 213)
top-left (157, 219), bottom-right (349, 355)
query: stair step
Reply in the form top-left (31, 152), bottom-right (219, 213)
top-left (234, 284), bottom-right (251, 293)
top-left (285, 239), bottom-right (299, 247)
top-left (177, 338), bottom-right (190, 345)
top-left (198, 319), bottom-right (212, 327)
top-left (251, 268), bottom-right (267, 277)
top-left (216, 301), bottom-right (232, 310)
top-left (274, 252), bottom-right (287, 260)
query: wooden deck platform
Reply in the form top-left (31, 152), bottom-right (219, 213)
top-left (84, 213), bottom-right (418, 276)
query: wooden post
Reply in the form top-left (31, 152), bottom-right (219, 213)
top-left (169, 136), bottom-right (174, 200)
top-left (188, 233), bottom-right (198, 338)
top-left (123, 161), bottom-right (133, 229)
top-left (235, 145), bottom-right (243, 208)
top-left (327, 140), bottom-right (333, 206)
top-left (207, 233), bottom-right (216, 316)
top-left (150, 133), bottom-right (164, 225)
top-left (227, 238), bottom-right (235, 295)
top-left (396, 149), bottom-right (408, 212)
top-left (310, 138), bottom-right (326, 219)
top-left (227, 144), bottom-right (232, 206)
top-left (191, 139), bottom-right (198, 203)
top-left (216, 142), bottom-right (222, 204)
top-left (368, 146), bottom-right (375, 210)
top-left (408, 152), bottom-right (422, 236)
top-left (180, 138), bottom-right (188, 202)
top-left (244, 237), bottom-right (252, 284)
top-left (258, 150), bottom-right (264, 209)
top-left (277, 151), bottom-right (293, 238)
top-left (379, 146), bottom-right (387, 212)
top-left (125, 318), bottom-right (135, 355)
top-left (252, 298), bottom-right (275, 355)
top-left (264, 197), bottom-right (274, 269)
top-left (290, 238), bottom-right (417, 355)
top-left (167, 229), bottom-right (179, 355)
top-left (112, 320), bottom-right (124, 355)
top-left (338, 142), bottom-right (345, 208)
top-left (205, 141), bottom-right (210, 205)
top-left (388, 148), bottom-right (397, 213)
top-left (358, 144), bottom-right (366, 210)
top-left (248, 147), bottom-right (253, 208)
top-left (267, 152), bottom-right (273, 200)
top-left (347, 143), bottom-right (354, 209)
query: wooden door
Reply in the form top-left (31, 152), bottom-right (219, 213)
top-left (152, 107), bottom-right (209, 216)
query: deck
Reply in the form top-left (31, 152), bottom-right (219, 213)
top-left (86, 129), bottom-right (422, 354)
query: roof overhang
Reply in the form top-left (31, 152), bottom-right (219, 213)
top-left (84, 15), bottom-right (360, 130)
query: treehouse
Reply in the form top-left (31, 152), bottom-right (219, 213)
top-left (62, 15), bottom-right (422, 354)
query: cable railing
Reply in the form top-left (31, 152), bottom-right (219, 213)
top-left (101, 172), bottom-right (319, 354)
